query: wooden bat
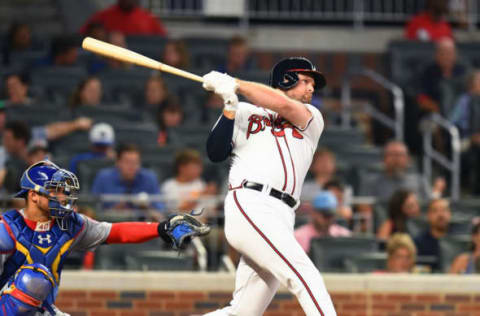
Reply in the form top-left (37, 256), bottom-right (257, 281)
top-left (81, 37), bottom-right (203, 83)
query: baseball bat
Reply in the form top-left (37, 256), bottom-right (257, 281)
top-left (81, 37), bottom-right (204, 83)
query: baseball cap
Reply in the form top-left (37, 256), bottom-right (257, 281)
top-left (312, 191), bottom-right (338, 215)
top-left (27, 138), bottom-right (48, 153)
top-left (89, 123), bottom-right (115, 146)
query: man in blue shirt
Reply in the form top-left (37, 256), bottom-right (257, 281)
top-left (91, 143), bottom-right (164, 214)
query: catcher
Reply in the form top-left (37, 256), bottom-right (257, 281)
top-left (0, 159), bottom-right (210, 315)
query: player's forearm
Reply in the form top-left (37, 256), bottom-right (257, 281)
top-left (106, 222), bottom-right (160, 244)
top-left (236, 79), bottom-right (293, 113)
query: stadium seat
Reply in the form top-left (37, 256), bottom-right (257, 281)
top-left (387, 40), bottom-right (434, 87)
top-left (72, 105), bottom-right (145, 125)
top-left (127, 250), bottom-right (195, 271)
top-left (93, 240), bottom-right (194, 271)
top-left (126, 35), bottom-right (168, 59)
top-left (5, 104), bottom-right (70, 126)
top-left (184, 37), bottom-right (230, 70)
top-left (319, 127), bottom-right (366, 148)
top-left (309, 237), bottom-right (379, 272)
top-left (115, 124), bottom-right (159, 145)
top-left (50, 131), bottom-right (90, 157)
top-left (344, 252), bottom-right (387, 273)
top-left (438, 235), bottom-right (471, 273)
top-left (450, 198), bottom-right (480, 217)
top-left (31, 66), bottom-right (88, 103)
top-left (99, 67), bottom-right (153, 105)
top-left (76, 158), bottom-right (115, 193)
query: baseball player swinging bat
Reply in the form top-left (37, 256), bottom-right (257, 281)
top-left (81, 37), bottom-right (203, 82)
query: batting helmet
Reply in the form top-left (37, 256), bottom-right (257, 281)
top-left (269, 57), bottom-right (326, 91)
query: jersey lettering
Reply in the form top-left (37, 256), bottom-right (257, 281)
top-left (246, 114), bottom-right (303, 139)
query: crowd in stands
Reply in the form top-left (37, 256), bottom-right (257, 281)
top-left (0, 0), bottom-right (478, 273)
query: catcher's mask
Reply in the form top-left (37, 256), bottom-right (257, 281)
top-left (269, 57), bottom-right (326, 92)
top-left (15, 160), bottom-right (80, 230)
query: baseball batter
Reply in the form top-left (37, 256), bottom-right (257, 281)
top-left (203, 57), bottom-right (337, 316)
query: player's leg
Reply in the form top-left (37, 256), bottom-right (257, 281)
top-left (203, 256), bottom-right (279, 316)
top-left (228, 189), bottom-right (336, 316)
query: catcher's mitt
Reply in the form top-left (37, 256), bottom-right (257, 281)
top-left (158, 211), bottom-right (211, 249)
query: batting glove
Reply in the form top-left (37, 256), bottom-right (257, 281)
top-left (222, 91), bottom-right (239, 111)
top-left (202, 71), bottom-right (239, 94)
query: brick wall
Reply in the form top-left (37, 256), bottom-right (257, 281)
top-left (55, 290), bottom-right (480, 316)
top-left (56, 272), bottom-right (480, 316)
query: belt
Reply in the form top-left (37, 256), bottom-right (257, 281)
top-left (230, 181), bottom-right (297, 208)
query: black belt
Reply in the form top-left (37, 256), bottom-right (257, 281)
top-left (241, 181), bottom-right (297, 208)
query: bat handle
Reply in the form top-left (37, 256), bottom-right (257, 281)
top-left (157, 64), bottom-right (204, 83)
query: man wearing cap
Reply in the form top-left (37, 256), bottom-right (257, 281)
top-left (69, 123), bottom-right (116, 174)
top-left (295, 191), bottom-right (351, 253)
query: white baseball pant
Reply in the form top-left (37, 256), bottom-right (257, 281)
top-left (203, 188), bottom-right (336, 316)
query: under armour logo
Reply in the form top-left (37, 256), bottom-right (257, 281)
top-left (37, 234), bottom-right (52, 245)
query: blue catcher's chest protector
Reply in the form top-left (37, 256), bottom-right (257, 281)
top-left (0, 210), bottom-right (84, 305)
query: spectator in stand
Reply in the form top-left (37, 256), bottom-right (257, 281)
top-left (26, 139), bottom-right (50, 165)
top-left (162, 39), bottom-right (190, 69)
top-left (384, 233), bottom-right (417, 273)
top-left (35, 35), bottom-right (80, 68)
top-left (2, 22), bottom-right (34, 65)
top-left (324, 179), bottom-right (353, 220)
top-left (2, 121), bottom-right (30, 194)
top-left (301, 148), bottom-right (337, 201)
top-left (91, 143), bottom-right (164, 213)
top-left (30, 117), bottom-right (92, 146)
top-left (69, 77), bottom-right (103, 110)
top-left (219, 36), bottom-right (255, 73)
top-left (84, 22), bottom-right (108, 42)
top-left (142, 75), bottom-right (169, 111)
top-left (161, 149), bottom-right (217, 216)
top-left (358, 140), bottom-right (445, 203)
top-left (450, 70), bottom-right (480, 194)
top-left (80, 0), bottom-right (167, 36)
top-left (449, 221), bottom-right (480, 274)
top-left (157, 100), bottom-right (184, 146)
top-left (69, 123), bottom-right (116, 174)
top-left (416, 38), bottom-right (468, 117)
top-left (377, 189), bottom-right (421, 240)
top-left (405, 0), bottom-right (452, 41)
top-left (107, 31), bottom-right (131, 69)
top-left (2, 73), bottom-right (34, 106)
top-left (295, 191), bottom-right (351, 253)
top-left (414, 198), bottom-right (452, 272)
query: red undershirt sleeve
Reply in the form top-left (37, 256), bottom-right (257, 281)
top-left (106, 222), bottom-right (160, 244)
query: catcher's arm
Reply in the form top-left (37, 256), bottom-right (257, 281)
top-left (105, 213), bottom-right (210, 249)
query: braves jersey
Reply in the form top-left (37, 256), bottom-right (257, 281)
top-left (229, 102), bottom-right (324, 200)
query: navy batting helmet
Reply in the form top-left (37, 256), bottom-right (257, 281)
top-left (269, 57), bottom-right (326, 91)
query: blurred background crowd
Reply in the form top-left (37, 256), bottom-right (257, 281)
top-left (1, 0), bottom-right (480, 275)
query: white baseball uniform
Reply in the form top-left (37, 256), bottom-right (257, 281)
top-left (204, 102), bottom-right (336, 316)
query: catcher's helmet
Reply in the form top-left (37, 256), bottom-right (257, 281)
top-left (15, 160), bottom-right (79, 223)
top-left (269, 57), bottom-right (326, 91)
